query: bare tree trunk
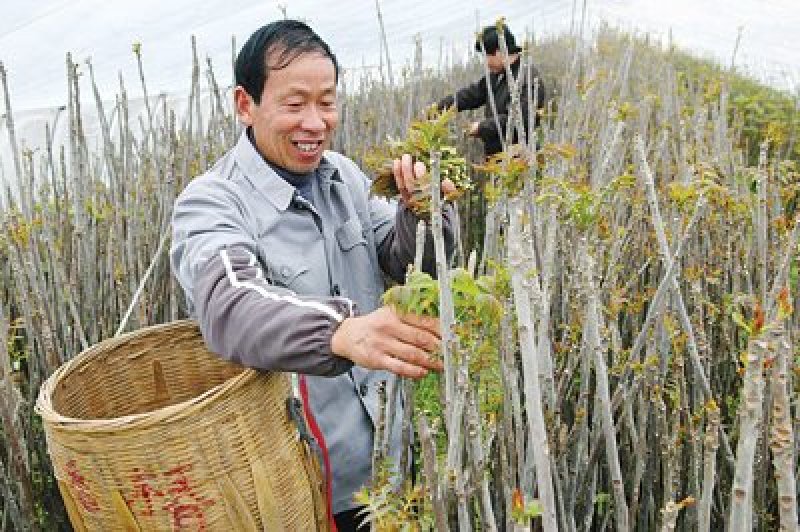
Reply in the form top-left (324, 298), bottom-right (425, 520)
top-left (728, 330), bottom-right (770, 530)
top-left (698, 402), bottom-right (720, 531)
top-left (767, 325), bottom-right (798, 531)
top-left (580, 239), bottom-right (629, 532)
top-left (508, 196), bottom-right (558, 531)
top-left (418, 415), bottom-right (449, 532)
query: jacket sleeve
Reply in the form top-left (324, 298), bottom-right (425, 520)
top-left (477, 65), bottom-right (547, 148)
top-left (376, 202), bottom-right (457, 283)
top-left (437, 76), bottom-right (488, 112)
top-left (170, 180), bottom-right (356, 376)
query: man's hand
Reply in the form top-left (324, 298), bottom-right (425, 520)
top-left (392, 153), bottom-right (456, 205)
top-left (467, 121), bottom-right (481, 137)
top-left (331, 306), bottom-right (444, 379)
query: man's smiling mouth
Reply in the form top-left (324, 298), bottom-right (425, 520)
top-left (294, 141), bottom-right (323, 153)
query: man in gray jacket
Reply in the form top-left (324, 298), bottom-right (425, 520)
top-left (170, 19), bottom-right (456, 531)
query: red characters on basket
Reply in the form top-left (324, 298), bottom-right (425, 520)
top-left (65, 459), bottom-right (100, 513)
top-left (122, 463), bottom-right (215, 528)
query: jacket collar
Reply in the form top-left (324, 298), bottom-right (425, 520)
top-left (317, 155), bottom-right (342, 185)
top-left (231, 129), bottom-right (342, 211)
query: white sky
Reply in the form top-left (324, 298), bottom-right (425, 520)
top-left (1, 0), bottom-right (798, 113)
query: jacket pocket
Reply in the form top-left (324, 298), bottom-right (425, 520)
top-left (269, 256), bottom-right (310, 289)
top-left (335, 218), bottom-right (367, 251)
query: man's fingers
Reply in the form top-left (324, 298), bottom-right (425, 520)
top-left (392, 155), bottom-right (431, 207)
top-left (392, 158), bottom-right (401, 181)
top-left (413, 160), bottom-right (426, 180)
top-left (374, 352), bottom-right (428, 379)
top-left (397, 312), bottom-right (441, 339)
top-left (442, 179), bottom-right (457, 196)
top-left (333, 308), bottom-right (446, 378)
top-left (392, 155), bottom-right (417, 203)
top-left (379, 309), bottom-right (441, 360)
top-left (392, 158), bottom-right (407, 201)
top-left (382, 337), bottom-right (442, 371)
top-left (401, 154), bottom-right (415, 195)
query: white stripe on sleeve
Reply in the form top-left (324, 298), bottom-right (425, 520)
top-left (219, 249), bottom-right (346, 322)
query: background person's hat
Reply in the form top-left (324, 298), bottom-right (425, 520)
top-left (475, 23), bottom-right (522, 55)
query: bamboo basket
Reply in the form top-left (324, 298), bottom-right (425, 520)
top-left (35, 320), bottom-right (328, 531)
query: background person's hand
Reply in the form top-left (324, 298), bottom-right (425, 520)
top-left (467, 121), bottom-right (481, 137)
top-left (331, 306), bottom-right (444, 379)
top-left (391, 153), bottom-right (456, 205)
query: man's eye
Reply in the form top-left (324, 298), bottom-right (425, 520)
top-left (286, 102), bottom-right (304, 109)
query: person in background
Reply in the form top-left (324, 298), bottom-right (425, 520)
top-left (170, 19), bottom-right (457, 532)
top-left (437, 22), bottom-right (547, 157)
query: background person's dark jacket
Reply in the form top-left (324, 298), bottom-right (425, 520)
top-left (437, 57), bottom-right (547, 156)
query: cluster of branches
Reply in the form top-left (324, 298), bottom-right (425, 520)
top-left (359, 23), bottom-right (800, 532)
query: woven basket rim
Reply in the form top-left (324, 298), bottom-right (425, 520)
top-left (35, 320), bottom-right (260, 433)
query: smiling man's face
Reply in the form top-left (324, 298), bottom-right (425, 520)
top-left (236, 50), bottom-right (338, 173)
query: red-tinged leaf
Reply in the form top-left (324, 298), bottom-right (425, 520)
top-left (777, 286), bottom-right (792, 317)
top-left (752, 302), bottom-right (765, 334)
top-left (512, 488), bottom-right (524, 514)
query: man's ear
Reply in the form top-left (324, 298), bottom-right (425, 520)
top-left (234, 86), bottom-right (255, 126)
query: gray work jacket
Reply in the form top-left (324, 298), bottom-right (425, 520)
top-left (170, 131), bottom-right (455, 514)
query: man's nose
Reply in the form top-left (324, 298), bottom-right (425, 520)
top-left (301, 106), bottom-right (326, 131)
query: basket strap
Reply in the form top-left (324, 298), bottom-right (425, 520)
top-left (286, 397), bottom-right (314, 448)
top-left (299, 375), bottom-right (337, 532)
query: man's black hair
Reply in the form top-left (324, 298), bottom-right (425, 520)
top-left (475, 23), bottom-right (522, 55)
top-left (235, 19), bottom-right (339, 104)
